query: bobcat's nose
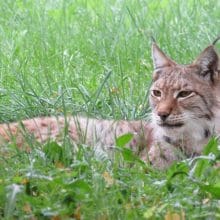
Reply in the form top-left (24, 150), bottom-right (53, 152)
top-left (157, 101), bottom-right (173, 122)
top-left (158, 111), bottom-right (170, 121)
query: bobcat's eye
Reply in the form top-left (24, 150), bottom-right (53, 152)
top-left (177, 91), bottom-right (193, 98)
top-left (151, 90), bottom-right (161, 97)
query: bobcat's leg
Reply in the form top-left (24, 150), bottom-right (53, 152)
top-left (148, 142), bottom-right (179, 169)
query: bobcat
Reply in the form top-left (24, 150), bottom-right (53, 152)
top-left (0, 38), bottom-right (219, 169)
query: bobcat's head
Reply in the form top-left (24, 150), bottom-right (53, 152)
top-left (149, 41), bottom-right (220, 145)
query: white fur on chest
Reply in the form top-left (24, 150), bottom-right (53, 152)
top-left (153, 117), bottom-right (214, 155)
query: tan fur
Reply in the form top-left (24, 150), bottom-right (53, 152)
top-left (0, 116), bottom-right (153, 157)
top-left (0, 40), bottom-right (219, 169)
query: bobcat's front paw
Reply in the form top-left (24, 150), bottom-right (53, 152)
top-left (148, 143), bottom-right (178, 169)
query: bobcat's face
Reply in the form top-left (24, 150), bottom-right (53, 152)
top-left (149, 42), bottom-right (219, 142)
top-left (150, 65), bottom-right (215, 129)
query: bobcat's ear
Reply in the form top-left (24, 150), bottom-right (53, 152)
top-left (151, 43), bottom-right (176, 70)
top-left (194, 45), bottom-right (219, 76)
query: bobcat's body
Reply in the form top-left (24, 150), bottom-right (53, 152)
top-left (1, 39), bottom-right (220, 169)
top-left (0, 116), bottom-right (153, 161)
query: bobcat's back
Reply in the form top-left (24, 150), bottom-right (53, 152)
top-left (0, 116), bottom-right (153, 158)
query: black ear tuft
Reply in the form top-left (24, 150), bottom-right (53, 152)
top-left (212, 36), bottom-right (220, 45)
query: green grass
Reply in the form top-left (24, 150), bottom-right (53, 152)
top-left (0, 0), bottom-right (220, 219)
